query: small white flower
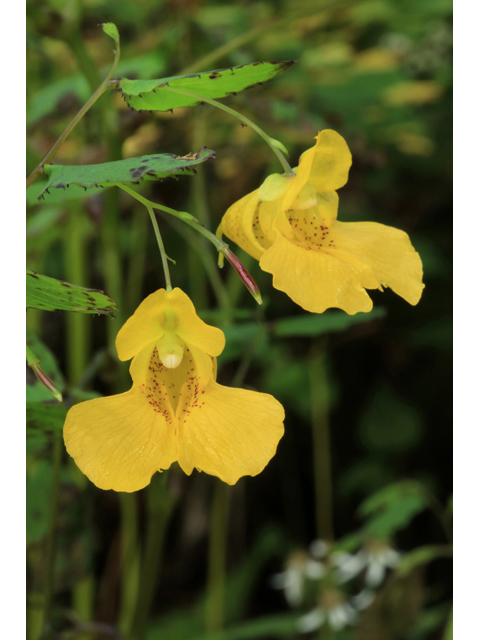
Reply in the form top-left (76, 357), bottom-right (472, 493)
top-left (351, 588), bottom-right (376, 611)
top-left (333, 540), bottom-right (401, 588)
top-left (297, 589), bottom-right (357, 634)
top-left (309, 539), bottom-right (329, 560)
top-left (271, 551), bottom-right (326, 607)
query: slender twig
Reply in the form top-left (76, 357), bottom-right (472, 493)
top-left (163, 87), bottom-right (293, 176)
top-left (146, 204), bottom-right (173, 291)
top-left (26, 30), bottom-right (120, 188)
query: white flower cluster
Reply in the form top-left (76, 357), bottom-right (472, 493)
top-left (272, 538), bottom-right (401, 634)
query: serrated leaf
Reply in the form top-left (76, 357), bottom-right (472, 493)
top-left (274, 307), bottom-right (386, 337)
top-left (27, 270), bottom-right (118, 315)
top-left (38, 148), bottom-right (216, 200)
top-left (117, 60), bottom-right (296, 112)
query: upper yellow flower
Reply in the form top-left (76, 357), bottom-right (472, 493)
top-left (64, 288), bottom-right (284, 491)
top-left (218, 130), bottom-right (424, 314)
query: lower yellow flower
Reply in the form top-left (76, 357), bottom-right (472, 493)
top-left (64, 288), bottom-right (284, 491)
top-left (218, 130), bottom-right (424, 315)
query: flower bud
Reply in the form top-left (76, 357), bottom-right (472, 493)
top-left (222, 248), bottom-right (263, 305)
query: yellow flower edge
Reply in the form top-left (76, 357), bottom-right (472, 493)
top-left (64, 288), bottom-right (285, 491)
top-left (218, 129), bottom-right (424, 315)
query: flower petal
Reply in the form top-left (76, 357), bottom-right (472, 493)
top-left (329, 221), bottom-right (424, 305)
top-left (116, 289), bottom-right (170, 361)
top-left (258, 173), bottom-right (293, 202)
top-left (259, 233), bottom-right (380, 314)
top-left (282, 130), bottom-right (352, 210)
top-left (116, 288), bottom-right (225, 362)
top-left (64, 388), bottom-right (177, 492)
top-left (166, 289), bottom-right (225, 357)
top-left (219, 190), bottom-right (269, 260)
top-left (176, 382), bottom-right (285, 484)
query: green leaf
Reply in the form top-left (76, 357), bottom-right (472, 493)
top-left (38, 148), bottom-right (216, 200)
top-left (117, 61), bottom-right (296, 112)
top-left (274, 307), bottom-right (386, 337)
top-left (101, 22), bottom-right (119, 42)
top-left (26, 270), bottom-right (118, 315)
top-left (26, 402), bottom-right (68, 437)
top-left (396, 545), bottom-right (452, 578)
top-left (359, 481), bottom-right (427, 538)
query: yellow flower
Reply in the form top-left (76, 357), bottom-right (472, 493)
top-left (218, 130), bottom-right (424, 315)
top-left (64, 288), bottom-right (284, 491)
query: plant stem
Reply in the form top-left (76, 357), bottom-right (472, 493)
top-left (115, 184), bottom-right (228, 250)
top-left (26, 31), bottom-right (120, 189)
top-left (125, 206), bottom-right (149, 315)
top-left (309, 346), bottom-right (334, 542)
top-left (206, 481), bottom-right (231, 634)
top-left (65, 201), bottom-right (90, 386)
top-left (146, 205), bottom-right (172, 291)
top-left (130, 473), bottom-right (175, 640)
top-left (164, 87), bottom-right (293, 176)
top-left (165, 216), bottom-right (231, 311)
top-left (118, 493), bottom-right (141, 636)
top-left (40, 432), bottom-right (63, 639)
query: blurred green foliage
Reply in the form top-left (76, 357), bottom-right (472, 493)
top-left (26, 0), bottom-right (452, 638)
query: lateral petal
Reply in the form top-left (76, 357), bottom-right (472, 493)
top-left (259, 233), bottom-right (380, 314)
top-left (176, 382), bottom-right (285, 485)
top-left (64, 388), bottom-right (177, 492)
top-left (329, 221), bottom-right (424, 305)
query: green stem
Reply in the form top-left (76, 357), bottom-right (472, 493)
top-left (146, 205), bottom-right (172, 291)
top-left (115, 185), bottom-right (261, 304)
top-left (26, 30), bottom-right (120, 188)
top-left (130, 473), bottom-right (176, 640)
top-left (115, 184), bottom-right (228, 251)
top-left (125, 207), bottom-right (149, 315)
top-left (309, 346), bottom-right (334, 542)
top-left (164, 87), bottom-right (293, 176)
top-left (118, 493), bottom-right (141, 636)
top-left (40, 433), bottom-right (63, 639)
top-left (206, 481), bottom-right (231, 634)
top-left (166, 216), bottom-right (230, 311)
top-left (65, 201), bottom-right (90, 386)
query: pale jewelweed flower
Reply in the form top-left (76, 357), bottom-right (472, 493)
top-left (218, 130), bottom-right (424, 315)
top-left (64, 288), bottom-right (285, 491)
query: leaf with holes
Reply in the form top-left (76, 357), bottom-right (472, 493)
top-left (38, 147), bottom-right (216, 200)
top-left (26, 270), bottom-right (118, 315)
top-left (116, 60), bottom-right (296, 112)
